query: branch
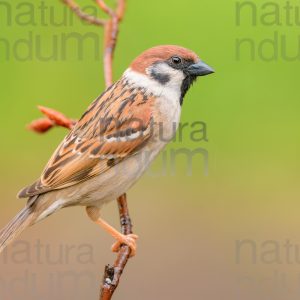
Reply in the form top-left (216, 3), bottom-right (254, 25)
top-left (62, 0), bottom-right (106, 26)
top-left (27, 1), bottom-right (132, 300)
top-left (100, 194), bottom-right (133, 299)
top-left (97, 0), bottom-right (125, 86)
top-left (96, 0), bottom-right (115, 17)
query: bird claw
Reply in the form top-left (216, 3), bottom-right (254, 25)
top-left (111, 234), bottom-right (138, 257)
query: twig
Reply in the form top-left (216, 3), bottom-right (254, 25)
top-left (100, 194), bottom-right (133, 299)
top-left (96, 0), bottom-right (115, 17)
top-left (63, 0), bottom-right (106, 26)
top-left (97, 0), bottom-right (125, 86)
top-left (27, 1), bottom-right (131, 300)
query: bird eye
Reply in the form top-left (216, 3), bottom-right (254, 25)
top-left (172, 56), bottom-right (182, 64)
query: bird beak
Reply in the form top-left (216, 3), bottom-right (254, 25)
top-left (187, 61), bottom-right (215, 77)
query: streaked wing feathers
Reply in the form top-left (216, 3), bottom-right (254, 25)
top-left (18, 80), bottom-right (154, 198)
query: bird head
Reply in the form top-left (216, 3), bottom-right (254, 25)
top-left (128, 45), bottom-right (214, 104)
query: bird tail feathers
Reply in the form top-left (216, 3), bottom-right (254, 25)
top-left (0, 205), bottom-right (37, 254)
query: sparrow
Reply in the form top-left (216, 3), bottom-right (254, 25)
top-left (0, 45), bottom-right (214, 256)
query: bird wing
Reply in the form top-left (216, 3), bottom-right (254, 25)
top-left (18, 80), bottom-right (155, 198)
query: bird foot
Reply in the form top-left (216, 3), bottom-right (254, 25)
top-left (111, 233), bottom-right (138, 257)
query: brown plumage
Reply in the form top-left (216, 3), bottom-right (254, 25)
top-left (0, 45), bottom-right (214, 256)
top-left (18, 79), bottom-right (154, 198)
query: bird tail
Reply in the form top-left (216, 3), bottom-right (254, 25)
top-left (0, 205), bottom-right (37, 254)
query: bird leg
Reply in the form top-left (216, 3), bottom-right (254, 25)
top-left (86, 206), bottom-right (138, 257)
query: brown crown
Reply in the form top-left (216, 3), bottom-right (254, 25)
top-left (130, 45), bottom-right (199, 74)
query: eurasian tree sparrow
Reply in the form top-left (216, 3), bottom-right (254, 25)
top-left (0, 45), bottom-right (214, 256)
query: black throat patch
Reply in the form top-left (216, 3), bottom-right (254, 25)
top-left (180, 75), bottom-right (197, 105)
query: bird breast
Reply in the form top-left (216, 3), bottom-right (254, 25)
top-left (123, 68), bottom-right (182, 143)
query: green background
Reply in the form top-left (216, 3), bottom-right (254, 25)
top-left (0, 0), bottom-right (300, 299)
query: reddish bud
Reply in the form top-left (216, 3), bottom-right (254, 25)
top-left (27, 118), bottom-right (54, 133)
top-left (38, 105), bottom-right (74, 129)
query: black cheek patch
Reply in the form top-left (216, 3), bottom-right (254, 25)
top-left (150, 69), bottom-right (170, 85)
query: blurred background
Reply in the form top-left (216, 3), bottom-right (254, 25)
top-left (0, 0), bottom-right (300, 299)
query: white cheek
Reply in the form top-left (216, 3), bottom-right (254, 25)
top-left (124, 68), bottom-right (162, 95)
top-left (149, 63), bottom-right (185, 88)
top-left (124, 66), bottom-right (184, 102)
